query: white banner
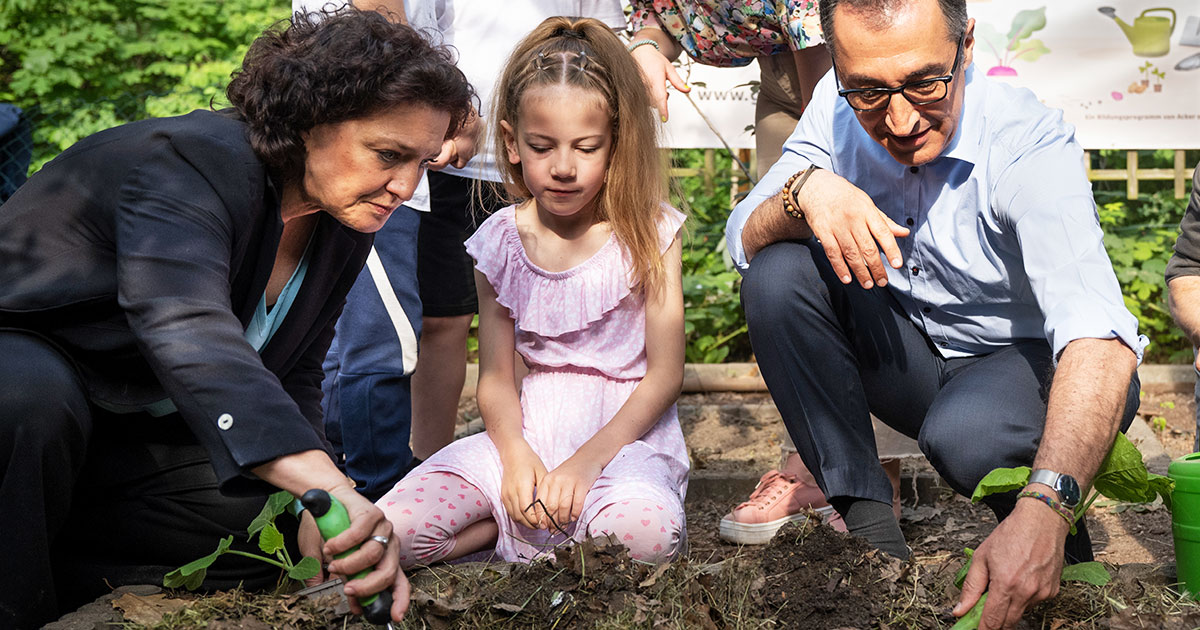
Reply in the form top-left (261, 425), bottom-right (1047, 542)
top-left (662, 0), bottom-right (1200, 150)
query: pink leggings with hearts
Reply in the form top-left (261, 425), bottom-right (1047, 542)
top-left (380, 472), bottom-right (681, 567)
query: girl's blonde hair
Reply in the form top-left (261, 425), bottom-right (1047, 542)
top-left (492, 16), bottom-right (673, 293)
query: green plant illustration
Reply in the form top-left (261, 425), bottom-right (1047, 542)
top-left (977, 7), bottom-right (1051, 77)
top-left (1152, 67), bottom-right (1166, 91)
top-left (950, 433), bottom-right (1174, 629)
top-left (164, 491), bottom-right (320, 590)
top-left (1139, 61), bottom-right (1155, 85)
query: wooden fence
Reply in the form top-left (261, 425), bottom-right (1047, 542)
top-left (670, 148), bottom-right (1197, 202)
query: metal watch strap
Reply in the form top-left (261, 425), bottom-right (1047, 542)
top-left (1029, 468), bottom-right (1080, 508)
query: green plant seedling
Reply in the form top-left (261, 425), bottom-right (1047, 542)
top-left (164, 490), bottom-right (320, 590)
top-left (952, 433), bottom-right (1172, 629)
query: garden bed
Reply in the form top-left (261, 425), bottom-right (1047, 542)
top-left (54, 390), bottom-right (1197, 629)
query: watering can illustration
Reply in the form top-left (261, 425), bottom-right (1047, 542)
top-left (1098, 7), bottom-right (1176, 57)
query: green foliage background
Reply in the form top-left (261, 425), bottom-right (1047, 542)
top-left (1, 2), bottom-right (1195, 363)
top-left (0, 0), bottom-right (289, 170)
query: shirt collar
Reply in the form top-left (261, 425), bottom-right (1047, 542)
top-left (936, 63), bottom-right (985, 166)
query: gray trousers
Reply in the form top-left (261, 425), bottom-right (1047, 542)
top-left (742, 241), bottom-right (1140, 556)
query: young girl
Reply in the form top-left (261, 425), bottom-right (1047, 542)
top-left (377, 16), bottom-right (688, 566)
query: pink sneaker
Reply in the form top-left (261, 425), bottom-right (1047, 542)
top-left (718, 470), bottom-right (836, 544)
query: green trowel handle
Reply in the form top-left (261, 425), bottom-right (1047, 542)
top-left (299, 489), bottom-right (393, 624)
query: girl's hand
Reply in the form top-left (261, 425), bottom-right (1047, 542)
top-left (537, 453), bottom-right (604, 529)
top-left (498, 440), bottom-right (548, 529)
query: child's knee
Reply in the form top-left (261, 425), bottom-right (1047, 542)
top-left (378, 471), bottom-right (481, 568)
top-left (587, 499), bottom-right (682, 563)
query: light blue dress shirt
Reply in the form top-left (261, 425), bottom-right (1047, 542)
top-left (726, 64), bottom-right (1147, 361)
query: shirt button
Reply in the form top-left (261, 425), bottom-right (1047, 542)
top-left (909, 166), bottom-right (919, 174)
top-left (906, 217), bottom-right (914, 226)
top-left (910, 266), bottom-right (920, 275)
top-left (922, 307), bottom-right (932, 314)
top-left (938, 342), bottom-right (949, 348)
top-left (217, 413), bottom-right (234, 430)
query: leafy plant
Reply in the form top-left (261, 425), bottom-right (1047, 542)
top-left (1099, 189), bottom-right (1192, 363)
top-left (164, 491), bottom-right (320, 590)
top-left (952, 433), bottom-right (1174, 629)
top-left (976, 7), bottom-right (1050, 74)
top-left (673, 149), bottom-right (752, 363)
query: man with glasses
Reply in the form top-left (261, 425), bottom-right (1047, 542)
top-left (725, 0), bottom-right (1144, 628)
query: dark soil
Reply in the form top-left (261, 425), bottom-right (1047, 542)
top-left (759, 522), bottom-right (896, 628)
top-left (60, 391), bottom-right (1198, 629)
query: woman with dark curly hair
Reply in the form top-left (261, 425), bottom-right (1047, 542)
top-left (0, 10), bottom-right (472, 629)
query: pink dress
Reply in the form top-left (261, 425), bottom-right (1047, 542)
top-left (406, 204), bottom-right (690, 562)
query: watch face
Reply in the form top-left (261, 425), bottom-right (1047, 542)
top-left (1057, 475), bottom-right (1082, 508)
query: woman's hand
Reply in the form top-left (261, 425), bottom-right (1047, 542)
top-left (498, 440), bottom-right (548, 529)
top-left (630, 43), bottom-right (689, 122)
top-left (537, 452), bottom-right (604, 529)
top-left (251, 451), bottom-right (410, 622)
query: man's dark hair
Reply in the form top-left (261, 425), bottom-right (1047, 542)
top-left (819, 0), bottom-right (968, 58)
top-left (227, 9), bottom-right (475, 181)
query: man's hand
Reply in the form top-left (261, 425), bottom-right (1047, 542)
top-left (536, 453), bottom-right (605, 529)
top-left (630, 44), bottom-right (689, 121)
top-left (795, 169), bottom-right (910, 288)
top-left (498, 439), bottom-right (549, 529)
top-left (954, 499), bottom-right (1068, 630)
top-left (428, 109), bottom-right (482, 171)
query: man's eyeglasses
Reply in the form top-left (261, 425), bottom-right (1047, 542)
top-left (836, 31), bottom-right (966, 112)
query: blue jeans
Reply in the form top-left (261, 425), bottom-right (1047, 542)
top-left (323, 206), bottom-right (422, 501)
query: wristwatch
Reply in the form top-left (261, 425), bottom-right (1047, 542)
top-left (1029, 469), bottom-right (1082, 509)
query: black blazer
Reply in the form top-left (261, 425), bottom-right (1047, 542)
top-left (0, 109), bottom-right (373, 493)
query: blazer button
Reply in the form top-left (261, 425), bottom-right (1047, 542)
top-left (217, 413), bottom-right (234, 430)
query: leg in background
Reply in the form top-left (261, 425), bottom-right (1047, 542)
top-left (410, 314), bottom-right (473, 460)
top-left (378, 471), bottom-right (498, 568)
top-left (413, 171), bottom-right (504, 461)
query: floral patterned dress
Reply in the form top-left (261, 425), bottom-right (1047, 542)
top-left (629, 0), bottom-right (824, 67)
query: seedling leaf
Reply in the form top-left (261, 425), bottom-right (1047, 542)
top-left (258, 522), bottom-right (285, 555)
top-left (248, 490), bottom-right (295, 539)
top-left (1060, 561), bottom-right (1112, 586)
top-left (164, 535), bottom-right (233, 590)
top-left (971, 466), bottom-right (1031, 503)
top-left (288, 556), bottom-right (321, 581)
top-left (951, 592), bottom-right (987, 630)
top-left (1092, 433), bottom-right (1174, 507)
top-left (954, 548), bottom-right (975, 589)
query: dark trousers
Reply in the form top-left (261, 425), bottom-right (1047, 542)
top-left (0, 330), bottom-right (297, 630)
top-left (742, 241), bottom-right (1140, 560)
top-left (323, 205), bottom-right (422, 501)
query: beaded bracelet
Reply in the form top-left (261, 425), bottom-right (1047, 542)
top-left (780, 164), bottom-right (820, 220)
top-left (1017, 490), bottom-right (1075, 526)
top-left (627, 39), bottom-right (661, 54)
